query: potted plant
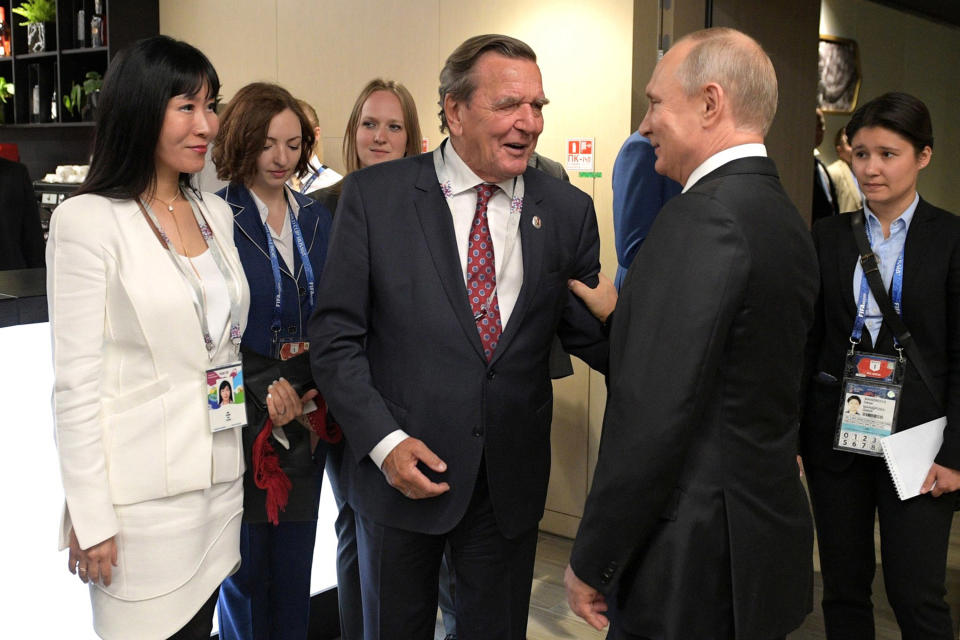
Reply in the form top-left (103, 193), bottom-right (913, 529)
top-left (63, 81), bottom-right (82, 120)
top-left (12, 0), bottom-right (56, 53)
top-left (82, 70), bottom-right (102, 120)
top-left (0, 76), bottom-right (13, 125)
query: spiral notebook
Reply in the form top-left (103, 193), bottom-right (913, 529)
top-left (879, 417), bottom-right (946, 500)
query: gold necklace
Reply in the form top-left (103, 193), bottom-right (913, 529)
top-left (158, 188), bottom-right (181, 212)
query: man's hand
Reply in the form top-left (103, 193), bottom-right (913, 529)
top-left (568, 273), bottom-right (617, 323)
top-left (564, 564), bottom-right (609, 630)
top-left (381, 437), bottom-right (451, 499)
top-left (68, 528), bottom-right (118, 586)
top-left (921, 463), bottom-right (960, 497)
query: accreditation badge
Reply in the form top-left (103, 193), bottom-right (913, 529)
top-left (206, 361), bottom-right (248, 432)
top-left (834, 352), bottom-right (903, 456)
top-left (274, 339), bottom-right (309, 361)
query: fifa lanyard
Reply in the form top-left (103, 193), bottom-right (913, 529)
top-left (850, 215), bottom-right (905, 347)
top-left (432, 139), bottom-right (524, 313)
top-left (261, 191), bottom-right (316, 339)
top-left (140, 191), bottom-right (243, 359)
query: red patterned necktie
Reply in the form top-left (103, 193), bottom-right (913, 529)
top-left (467, 184), bottom-right (501, 361)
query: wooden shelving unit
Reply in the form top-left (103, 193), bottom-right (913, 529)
top-left (0, 0), bottom-right (157, 177)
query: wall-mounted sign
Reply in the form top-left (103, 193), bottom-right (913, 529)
top-left (566, 138), bottom-right (595, 172)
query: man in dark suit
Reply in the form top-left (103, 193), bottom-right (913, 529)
top-left (310, 34), bottom-right (613, 640)
top-left (813, 107), bottom-right (839, 223)
top-left (0, 157), bottom-right (45, 270)
top-left (564, 27), bottom-right (817, 640)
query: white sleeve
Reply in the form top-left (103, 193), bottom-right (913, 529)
top-left (47, 197), bottom-right (120, 550)
top-left (368, 429), bottom-right (410, 470)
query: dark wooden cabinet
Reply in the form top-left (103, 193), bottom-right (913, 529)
top-left (0, 1), bottom-right (157, 178)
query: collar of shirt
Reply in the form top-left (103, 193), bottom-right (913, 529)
top-left (440, 138), bottom-right (524, 332)
top-left (683, 143), bottom-right (768, 193)
top-left (250, 185), bottom-right (299, 271)
top-left (250, 184), bottom-right (301, 227)
top-left (863, 192), bottom-right (919, 244)
top-left (852, 192), bottom-right (919, 345)
top-left (443, 139), bottom-right (518, 198)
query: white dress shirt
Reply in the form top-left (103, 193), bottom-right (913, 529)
top-left (683, 143), bottom-right (768, 192)
top-left (249, 186), bottom-right (302, 272)
top-left (368, 141), bottom-right (525, 469)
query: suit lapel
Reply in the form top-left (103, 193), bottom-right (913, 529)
top-left (901, 199), bottom-right (934, 317)
top-left (838, 216), bottom-right (861, 331)
top-left (491, 175), bottom-right (543, 366)
top-left (411, 160), bottom-right (488, 361)
top-left (225, 183), bottom-right (295, 278)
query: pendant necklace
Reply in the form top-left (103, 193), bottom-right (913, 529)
top-left (159, 188), bottom-right (181, 212)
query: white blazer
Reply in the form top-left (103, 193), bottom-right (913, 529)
top-left (47, 190), bottom-right (250, 551)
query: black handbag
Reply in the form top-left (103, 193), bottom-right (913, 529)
top-left (240, 346), bottom-right (340, 524)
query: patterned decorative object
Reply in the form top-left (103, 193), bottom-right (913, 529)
top-left (26, 22), bottom-right (45, 52)
top-left (467, 184), bottom-right (501, 360)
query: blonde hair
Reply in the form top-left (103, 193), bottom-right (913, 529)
top-left (343, 79), bottom-right (421, 174)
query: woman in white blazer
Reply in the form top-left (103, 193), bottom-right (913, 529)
top-left (47, 36), bottom-right (251, 640)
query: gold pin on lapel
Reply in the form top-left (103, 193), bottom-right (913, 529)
top-left (532, 216), bottom-right (542, 229)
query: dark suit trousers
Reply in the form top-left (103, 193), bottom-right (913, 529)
top-left (327, 443), bottom-right (365, 640)
top-left (354, 466), bottom-right (538, 640)
top-left (806, 454), bottom-right (954, 639)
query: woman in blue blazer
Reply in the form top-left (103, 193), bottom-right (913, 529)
top-left (801, 92), bottom-right (960, 639)
top-left (212, 82), bottom-right (333, 640)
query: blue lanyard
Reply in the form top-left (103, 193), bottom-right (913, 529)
top-left (261, 194), bottom-right (317, 337)
top-left (299, 168), bottom-right (321, 194)
top-left (851, 219), bottom-right (905, 345)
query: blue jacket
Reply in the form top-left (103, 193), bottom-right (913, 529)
top-left (612, 132), bottom-right (681, 289)
top-left (218, 183), bottom-right (333, 357)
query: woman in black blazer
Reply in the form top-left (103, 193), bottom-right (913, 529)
top-left (801, 92), bottom-right (960, 639)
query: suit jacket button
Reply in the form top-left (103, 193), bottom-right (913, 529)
top-left (486, 369), bottom-right (496, 380)
top-left (473, 427), bottom-right (483, 437)
top-left (299, 286), bottom-right (306, 297)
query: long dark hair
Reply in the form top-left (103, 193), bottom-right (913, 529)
top-left (75, 35), bottom-right (220, 200)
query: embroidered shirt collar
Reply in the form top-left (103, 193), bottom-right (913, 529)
top-left (442, 139), bottom-right (518, 197)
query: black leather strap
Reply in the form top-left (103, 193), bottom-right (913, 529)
top-left (850, 210), bottom-right (942, 411)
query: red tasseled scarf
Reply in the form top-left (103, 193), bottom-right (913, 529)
top-left (252, 417), bottom-right (291, 526)
top-left (252, 395), bottom-right (342, 526)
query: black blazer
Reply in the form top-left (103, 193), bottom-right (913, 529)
top-left (571, 157), bottom-right (818, 639)
top-left (0, 158), bottom-right (44, 270)
top-left (800, 199), bottom-right (960, 472)
top-left (309, 152), bottom-right (607, 538)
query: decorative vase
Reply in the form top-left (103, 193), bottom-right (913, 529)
top-left (27, 22), bottom-right (46, 53)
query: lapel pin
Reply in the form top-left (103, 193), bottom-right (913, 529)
top-left (532, 216), bottom-right (542, 229)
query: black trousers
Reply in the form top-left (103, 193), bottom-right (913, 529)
top-left (806, 454), bottom-right (955, 639)
top-left (168, 588), bottom-right (219, 640)
top-left (354, 467), bottom-right (538, 640)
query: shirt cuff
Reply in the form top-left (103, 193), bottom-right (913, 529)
top-left (369, 429), bottom-right (409, 469)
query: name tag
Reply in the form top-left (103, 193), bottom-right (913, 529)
top-left (834, 353), bottom-right (903, 456)
top-left (207, 361), bottom-right (248, 432)
top-left (276, 339), bottom-right (309, 361)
